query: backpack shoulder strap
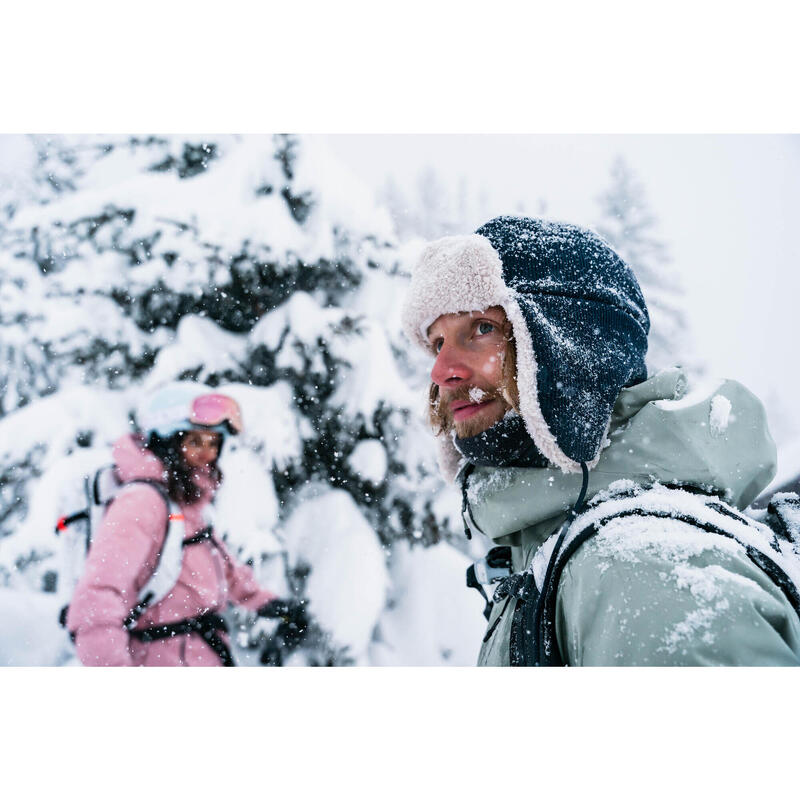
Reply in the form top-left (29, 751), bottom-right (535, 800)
top-left (120, 480), bottom-right (188, 628)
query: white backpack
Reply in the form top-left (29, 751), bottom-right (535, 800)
top-left (55, 465), bottom-right (187, 628)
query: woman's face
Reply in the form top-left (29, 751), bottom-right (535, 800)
top-left (180, 430), bottom-right (222, 469)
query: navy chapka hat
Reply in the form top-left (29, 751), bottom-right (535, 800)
top-left (401, 216), bottom-right (650, 479)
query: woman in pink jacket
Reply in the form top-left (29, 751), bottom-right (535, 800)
top-left (67, 384), bottom-right (301, 666)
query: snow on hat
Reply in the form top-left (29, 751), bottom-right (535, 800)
top-left (401, 215), bottom-right (650, 477)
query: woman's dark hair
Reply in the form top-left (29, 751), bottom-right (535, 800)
top-left (146, 431), bottom-right (223, 504)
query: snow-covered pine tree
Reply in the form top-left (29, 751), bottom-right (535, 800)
top-left (0, 134), bottom-right (484, 666)
top-left (594, 157), bottom-right (701, 375)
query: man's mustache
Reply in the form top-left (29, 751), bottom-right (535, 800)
top-left (434, 384), bottom-right (505, 422)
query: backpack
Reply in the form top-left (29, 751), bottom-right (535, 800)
top-left (55, 464), bottom-right (187, 630)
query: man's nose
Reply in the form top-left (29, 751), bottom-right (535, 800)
top-left (431, 343), bottom-right (472, 387)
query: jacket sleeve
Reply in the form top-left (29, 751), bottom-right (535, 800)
top-left (214, 537), bottom-right (277, 611)
top-left (66, 485), bottom-right (168, 667)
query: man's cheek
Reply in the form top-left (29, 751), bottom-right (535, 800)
top-left (479, 352), bottom-right (502, 381)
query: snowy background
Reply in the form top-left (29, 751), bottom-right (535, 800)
top-left (0, 133), bottom-right (798, 666)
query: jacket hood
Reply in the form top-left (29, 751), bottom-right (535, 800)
top-left (113, 434), bottom-right (167, 484)
top-left (401, 216), bottom-right (649, 475)
top-left (465, 368), bottom-right (778, 543)
top-left (112, 433), bottom-right (218, 504)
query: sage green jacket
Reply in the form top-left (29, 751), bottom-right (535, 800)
top-left (471, 368), bottom-right (800, 666)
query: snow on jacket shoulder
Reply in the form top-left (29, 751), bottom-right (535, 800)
top-left (66, 434), bottom-right (276, 667)
top-left (556, 516), bottom-right (800, 665)
top-left (552, 483), bottom-right (800, 665)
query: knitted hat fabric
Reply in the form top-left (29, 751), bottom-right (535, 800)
top-left (401, 216), bottom-right (650, 477)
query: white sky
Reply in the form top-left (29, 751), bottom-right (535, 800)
top-left (323, 134), bottom-right (800, 443)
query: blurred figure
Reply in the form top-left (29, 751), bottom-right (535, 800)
top-left (66, 383), bottom-right (305, 666)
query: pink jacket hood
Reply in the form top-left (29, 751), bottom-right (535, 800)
top-left (113, 434), bottom-right (167, 484)
top-left (112, 433), bottom-right (218, 504)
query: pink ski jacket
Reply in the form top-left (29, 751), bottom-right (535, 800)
top-left (66, 434), bottom-right (276, 666)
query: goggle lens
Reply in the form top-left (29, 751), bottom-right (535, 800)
top-left (190, 394), bottom-right (243, 434)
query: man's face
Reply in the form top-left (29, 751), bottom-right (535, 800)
top-left (427, 306), bottom-right (516, 438)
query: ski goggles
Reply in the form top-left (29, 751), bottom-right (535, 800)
top-left (189, 393), bottom-right (244, 435)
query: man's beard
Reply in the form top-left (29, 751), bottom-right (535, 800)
top-left (429, 374), bottom-right (519, 439)
top-left (437, 386), bottom-right (511, 439)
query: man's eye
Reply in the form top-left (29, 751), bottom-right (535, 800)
top-left (434, 339), bottom-right (443, 353)
top-left (477, 321), bottom-right (495, 335)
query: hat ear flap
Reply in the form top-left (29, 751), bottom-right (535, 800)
top-left (501, 295), bottom-right (589, 474)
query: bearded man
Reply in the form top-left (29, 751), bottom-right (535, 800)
top-left (401, 215), bottom-right (800, 666)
